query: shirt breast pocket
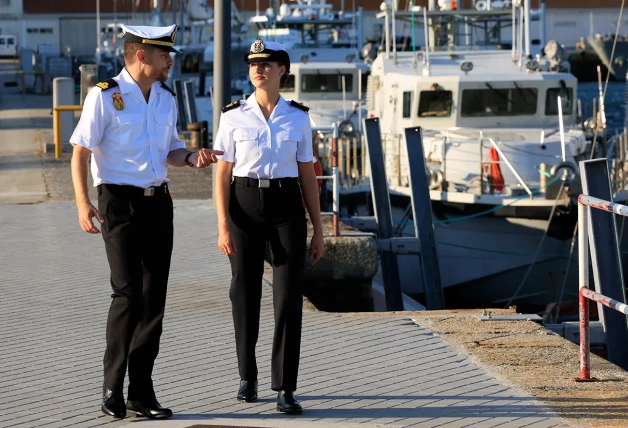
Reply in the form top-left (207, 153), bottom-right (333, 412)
top-left (114, 113), bottom-right (145, 151)
top-left (276, 130), bottom-right (301, 163)
top-left (233, 128), bottom-right (260, 158)
top-left (154, 113), bottom-right (172, 152)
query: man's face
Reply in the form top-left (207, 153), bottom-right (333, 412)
top-left (143, 48), bottom-right (173, 82)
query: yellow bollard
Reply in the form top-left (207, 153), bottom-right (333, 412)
top-left (53, 105), bottom-right (83, 159)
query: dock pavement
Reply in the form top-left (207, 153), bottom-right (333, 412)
top-left (1, 60), bottom-right (626, 427)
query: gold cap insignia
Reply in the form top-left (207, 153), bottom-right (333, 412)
top-left (171, 28), bottom-right (177, 43)
top-left (251, 39), bottom-right (265, 54)
top-left (112, 92), bottom-right (125, 111)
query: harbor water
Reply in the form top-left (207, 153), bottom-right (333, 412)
top-left (578, 81), bottom-right (625, 133)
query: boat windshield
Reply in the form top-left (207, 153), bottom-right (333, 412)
top-left (418, 90), bottom-right (453, 117)
top-left (301, 73), bottom-right (353, 93)
top-left (461, 84), bottom-right (538, 117)
top-left (545, 87), bottom-right (573, 115)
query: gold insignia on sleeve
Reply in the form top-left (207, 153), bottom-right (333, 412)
top-left (112, 92), bottom-right (125, 111)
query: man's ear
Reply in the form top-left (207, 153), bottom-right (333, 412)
top-left (136, 49), bottom-right (147, 64)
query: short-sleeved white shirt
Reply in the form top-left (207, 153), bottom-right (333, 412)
top-left (213, 93), bottom-right (313, 179)
top-left (69, 68), bottom-right (186, 188)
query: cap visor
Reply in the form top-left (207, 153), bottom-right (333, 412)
top-left (153, 45), bottom-right (181, 54)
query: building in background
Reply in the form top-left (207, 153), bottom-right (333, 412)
top-left (1, 1), bottom-right (627, 59)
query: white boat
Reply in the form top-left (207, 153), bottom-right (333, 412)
top-left (332, 0), bottom-right (625, 310)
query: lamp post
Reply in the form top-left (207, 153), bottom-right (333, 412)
top-left (96, 0), bottom-right (101, 65)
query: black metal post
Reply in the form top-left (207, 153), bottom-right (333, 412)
top-left (404, 127), bottom-right (445, 309)
top-left (363, 118), bottom-right (404, 311)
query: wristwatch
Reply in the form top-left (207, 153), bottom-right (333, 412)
top-left (184, 151), bottom-right (196, 168)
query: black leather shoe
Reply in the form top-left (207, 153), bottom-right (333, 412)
top-left (237, 380), bottom-right (258, 402)
top-left (276, 391), bottom-right (303, 414)
top-left (102, 385), bottom-right (126, 419)
top-left (126, 399), bottom-right (173, 419)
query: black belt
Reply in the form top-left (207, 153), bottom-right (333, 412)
top-left (232, 177), bottom-right (298, 188)
top-left (100, 182), bottom-right (168, 196)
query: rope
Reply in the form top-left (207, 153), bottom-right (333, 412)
top-left (503, 179), bottom-right (566, 308)
top-left (554, 222), bottom-right (578, 323)
top-left (591, 0), bottom-right (625, 158)
top-left (602, 0), bottom-right (625, 102)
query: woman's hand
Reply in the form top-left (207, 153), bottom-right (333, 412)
top-left (309, 232), bottom-right (325, 264)
top-left (218, 228), bottom-right (236, 256)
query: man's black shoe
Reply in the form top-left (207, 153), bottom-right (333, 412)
top-left (237, 380), bottom-right (258, 402)
top-left (101, 385), bottom-right (126, 419)
top-left (276, 391), bottom-right (303, 414)
top-left (126, 399), bottom-right (173, 419)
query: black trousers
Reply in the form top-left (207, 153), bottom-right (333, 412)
top-left (97, 183), bottom-right (174, 400)
top-left (228, 177), bottom-right (307, 392)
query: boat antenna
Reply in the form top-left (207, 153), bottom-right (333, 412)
top-left (411, 0), bottom-right (416, 71)
top-left (423, 7), bottom-right (430, 71)
top-left (392, 0), bottom-right (397, 64)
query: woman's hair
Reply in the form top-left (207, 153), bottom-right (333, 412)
top-left (278, 62), bottom-right (289, 87)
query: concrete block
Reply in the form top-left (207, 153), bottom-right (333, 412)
top-left (563, 321), bottom-right (605, 345)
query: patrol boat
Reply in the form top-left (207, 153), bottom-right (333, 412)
top-left (332, 1), bottom-right (626, 309)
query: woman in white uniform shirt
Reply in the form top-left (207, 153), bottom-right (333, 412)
top-left (213, 39), bottom-right (324, 414)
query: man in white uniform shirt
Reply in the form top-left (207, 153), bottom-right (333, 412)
top-left (70, 24), bottom-right (223, 420)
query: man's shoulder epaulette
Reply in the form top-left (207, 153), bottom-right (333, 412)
top-left (95, 79), bottom-right (118, 91)
top-left (160, 82), bottom-right (176, 96)
top-left (221, 100), bottom-right (241, 113)
top-left (289, 100), bottom-right (309, 113)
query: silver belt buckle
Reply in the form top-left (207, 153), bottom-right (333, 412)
top-left (258, 179), bottom-right (270, 188)
top-left (144, 187), bottom-right (155, 196)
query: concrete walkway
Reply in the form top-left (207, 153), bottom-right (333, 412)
top-left (0, 201), bottom-right (572, 428)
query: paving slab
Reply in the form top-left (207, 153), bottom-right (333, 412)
top-left (0, 201), bottom-right (572, 428)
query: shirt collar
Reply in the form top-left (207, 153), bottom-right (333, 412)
top-left (243, 92), bottom-right (290, 114)
top-left (117, 68), bottom-right (136, 94)
top-left (117, 68), bottom-right (165, 100)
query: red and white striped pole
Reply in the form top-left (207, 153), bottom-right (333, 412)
top-left (575, 202), bottom-right (597, 382)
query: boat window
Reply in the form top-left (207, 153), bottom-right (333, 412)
top-left (545, 87), bottom-right (573, 115)
top-left (461, 86), bottom-right (537, 117)
top-left (402, 91), bottom-right (413, 118)
top-left (282, 74), bottom-right (296, 92)
top-left (0, 39), bottom-right (5, 45)
top-left (418, 90), bottom-right (453, 117)
top-left (7, 37), bottom-right (14, 45)
top-left (301, 73), bottom-right (353, 93)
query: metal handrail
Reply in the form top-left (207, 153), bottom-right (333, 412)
top-left (313, 124), bottom-right (340, 236)
top-left (576, 194), bottom-right (628, 382)
top-left (53, 105), bottom-right (83, 159)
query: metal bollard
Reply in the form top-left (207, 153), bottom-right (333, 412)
top-left (187, 122), bottom-right (201, 150)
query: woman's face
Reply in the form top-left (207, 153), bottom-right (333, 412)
top-left (249, 61), bottom-right (285, 90)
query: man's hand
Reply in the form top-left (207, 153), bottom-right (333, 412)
top-left (189, 149), bottom-right (224, 168)
top-left (77, 202), bottom-right (104, 234)
top-left (218, 227), bottom-right (236, 256)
